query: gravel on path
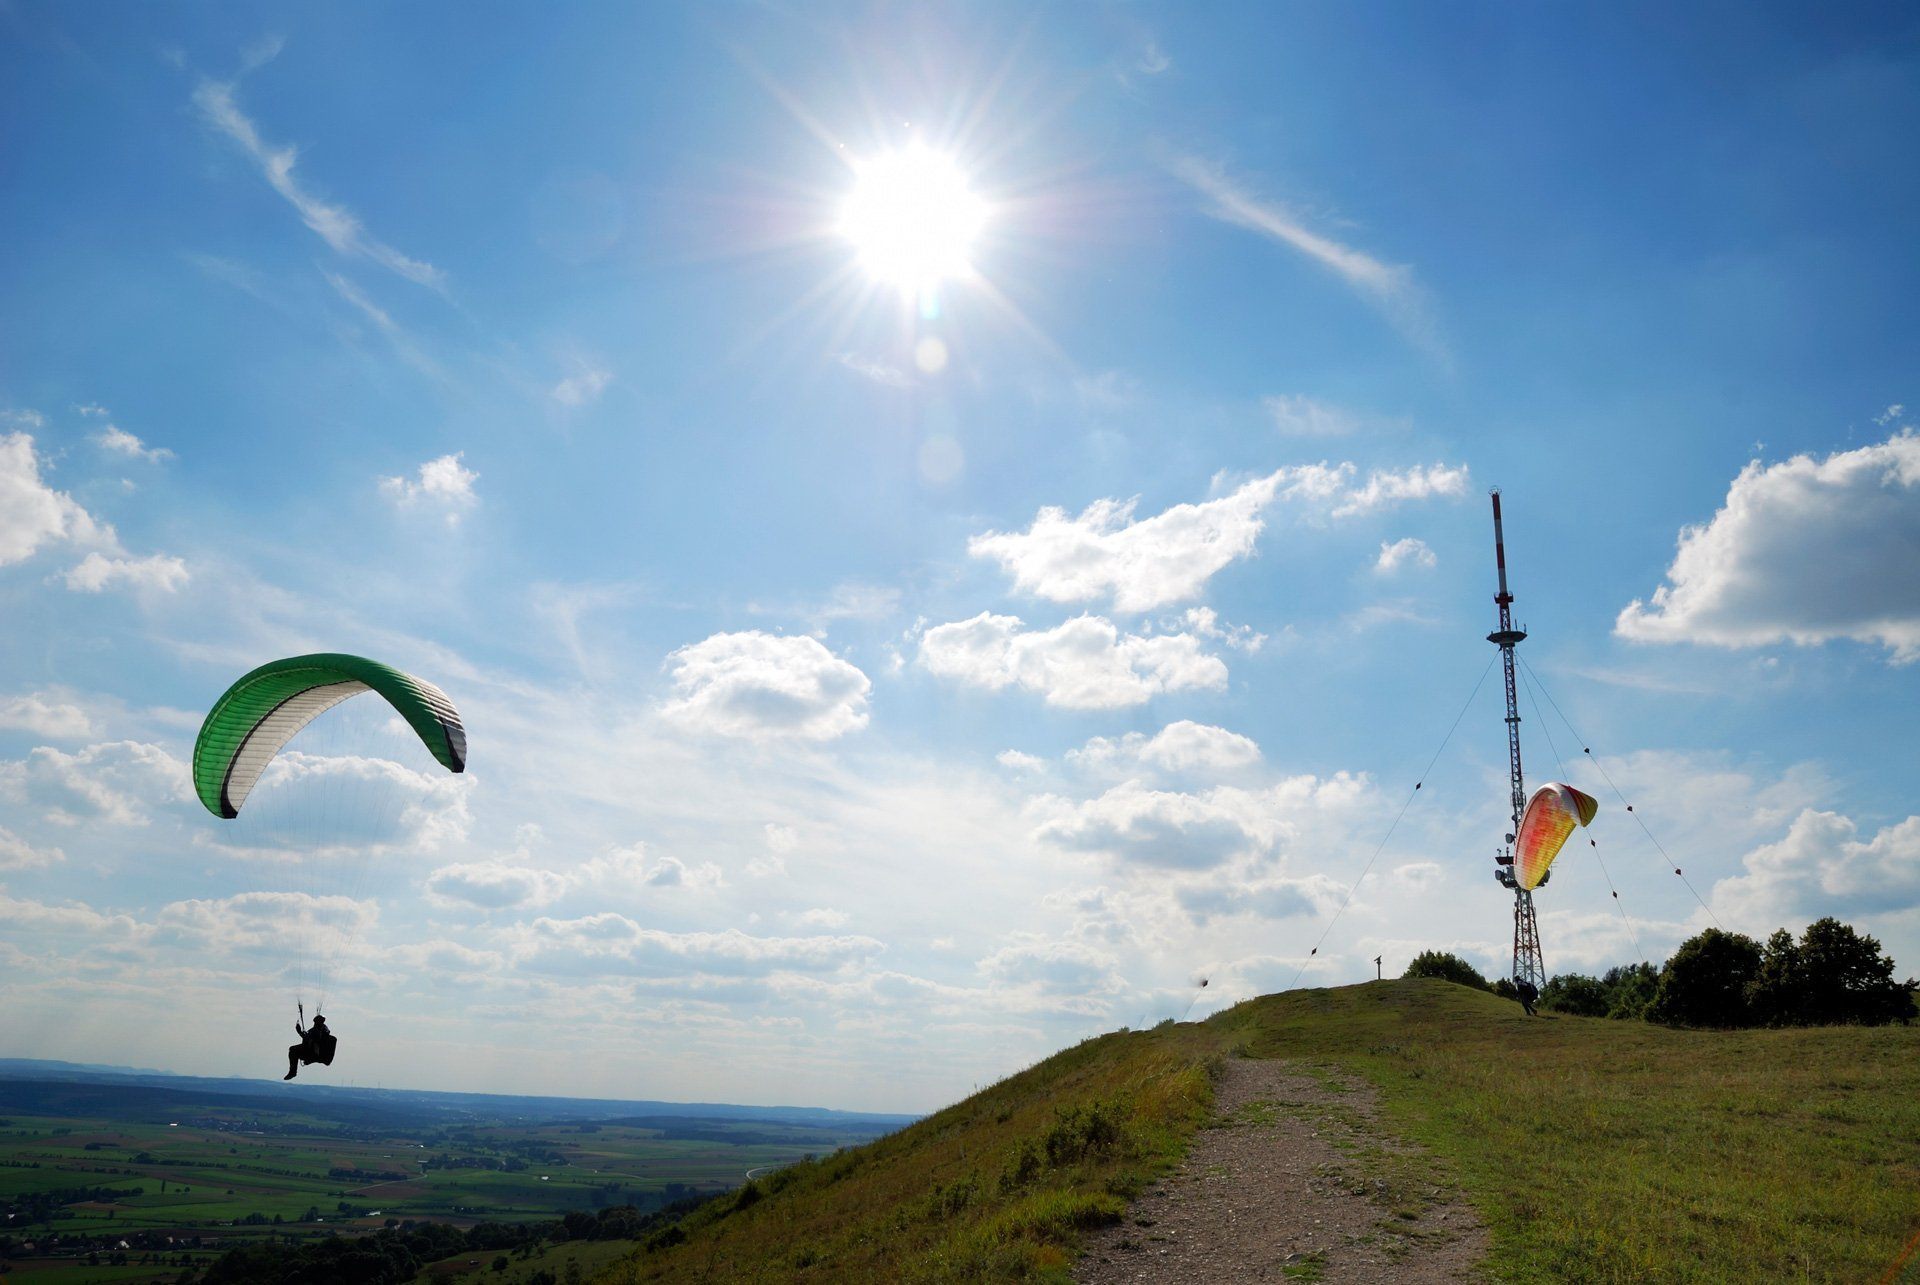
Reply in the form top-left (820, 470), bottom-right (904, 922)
top-left (1075, 1057), bottom-right (1489, 1284)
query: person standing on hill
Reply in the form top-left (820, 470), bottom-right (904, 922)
top-left (1515, 978), bottom-right (1539, 1016)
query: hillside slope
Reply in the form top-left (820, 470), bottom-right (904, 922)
top-left (600, 980), bottom-right (1920, 1283)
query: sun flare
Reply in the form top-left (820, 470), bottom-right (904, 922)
top-left (838, 144), bottom-right (988, 293)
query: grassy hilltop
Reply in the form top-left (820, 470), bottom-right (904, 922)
top-left (600, 979), bottom-right (1920, 1284)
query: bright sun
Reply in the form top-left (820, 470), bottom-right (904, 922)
top-left (838, 144), bottom-right (988, 293)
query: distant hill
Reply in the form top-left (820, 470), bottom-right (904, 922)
top-left (593, 979), bottom-right (1920, 1283)
top-left (0, 1057), bottom-right (917, 1133)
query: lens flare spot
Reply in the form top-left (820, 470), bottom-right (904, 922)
top-left (914, 336), bottom-right (950, 374)
top-left (918, 435), bottom-right (964, 485)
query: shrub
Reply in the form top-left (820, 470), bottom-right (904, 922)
top-left (1041, 1101), bottom-right (1125, 1167)
top-left (1403, 951), bottom-right (1490, 991)
top-left (1541, 973), bottom-right (1609, 1017)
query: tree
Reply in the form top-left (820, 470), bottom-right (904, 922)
top-left (1402, 951), bottom-right (1490, 991)
top-left (1746, 929), bottom-right (1803, 1027)
top-left (1601, 962), bottom-right (1659, 1020)
top-left (1648, 929), bottom-right (1761, 1027)
top-left (1795, 917), bottom-right (1915, 1025)
top-left (1541, 973), bottom-right (1608, 1017)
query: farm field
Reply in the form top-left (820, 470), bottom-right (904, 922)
top-left (0, 1068), bottom-right (908, 1282)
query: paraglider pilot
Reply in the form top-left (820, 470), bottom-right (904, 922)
top-left (1515, 978), bottom-right (1539, 1017)
top-left (285, 1008), bottom-right (336, 1080)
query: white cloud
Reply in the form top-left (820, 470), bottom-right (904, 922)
top-left (968, 472), bottom-right (1282, 612)
top-left (157, 891), bottom-right (377, 952)
top-left (91, 423), bottom-right (174, 463)
top-left (997, 750), bottom-right (1046, 773)
top-left (0, 430), bottom-right (104, 566)
top-left (521, 915), bottom-right (884, 978)
top-left (644, 856), bottom-right (727, 890)
top-left (380, 453), bottom-right (478, 522)
top-left (0, 693), bottom-right (93, 739)
top-left (552, 360), bottom-right (613, 407)
top-left (1264, 394), bottom-right (1364, 437)
top-left (1072, 370), bottom-right (1140, 410)
top-left (662, 631), bottom-right (871, 741)
top-left (977, 937), bottom-right (1124, 994)
top-left (1032, 772), bottom-right (1365, 873)
top-left (0, 890), bottom-right (144, 939)
top-left (425, 841), bottom-right (726, 912)
top-left (0, 826), bottom-right (65, 871)
top-left (1332, 464), bottom-right (1470, 518)
top-left (795, 907), bottom-right (851, 929)
top-left (1394, 861), bottom-right (1444, 890)
top-left (205, 752), bottom-right (472, 854)
top-left (1032, 780), bottom-right (1272, 869)
top-left (749, 823), bottom-right (799, 877)
top-left (0, 741), bottom-right (192, 826)
top-left (969, 464), bottom-right (1467, 612)
top-left (64, 552), bottom-right (191, 594)
top-left (918, 613), bottom-right (1226, 709)
top-left (1172, 874), bottom-right (1332, 924)
top-left (836, 352), bottom-right (913, 389)
top-left (1168, 156), bottom-right (1442, 358)
top-left (1375, 537), bottom-right (1437, 573)
top-left (1616, 432), bottom-right (1920, 662)
top-left (192, 78), bottom-right (442, 288)
top-left (425, 861), bottom-right (571, 911)
top-left (1068, 721), bottom-right (1262, 776)
top-left (1181, 606), bottom-right (1266, 653)
top-left (1712, 810), bottom-right (1920, 926)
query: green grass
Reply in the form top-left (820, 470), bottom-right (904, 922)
top-left (600, 1022), bottom-right (1221, 1282)
top-left (597, 980), bottom-right (1920, 1284)
top-left (1219, 982), bottom-right (1920, 1283)
top-left (410, 1237), bottom-right (637, 1283)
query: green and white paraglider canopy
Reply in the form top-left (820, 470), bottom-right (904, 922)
top-left (193, 653), bottom-right (466, 819)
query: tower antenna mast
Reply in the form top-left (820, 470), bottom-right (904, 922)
top-left (1488, 490), bottom-right (1545, 989)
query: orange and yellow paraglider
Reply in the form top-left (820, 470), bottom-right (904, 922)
top-left (1514, 782), bottom-right (1599, 890)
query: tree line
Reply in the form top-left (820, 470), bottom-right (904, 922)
top-left (1402, 916), bottom-right (1917, 1028)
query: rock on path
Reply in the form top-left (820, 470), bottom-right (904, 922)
top-left (1075, 1057), bottom-right (1489, 1283)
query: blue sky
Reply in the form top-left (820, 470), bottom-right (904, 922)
top-left (3, 2), bottom-right (1918, 1112)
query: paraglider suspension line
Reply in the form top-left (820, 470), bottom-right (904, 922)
top-left (1516, 654), bottom-right (1722, 929)
top-left (1290, 655), bottom-right (1496, 990)
top-left (1518, 665), bottom-right (1647, 966)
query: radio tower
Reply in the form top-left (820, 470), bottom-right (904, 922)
top-left (1488, 490), bottom-right (1545, 990)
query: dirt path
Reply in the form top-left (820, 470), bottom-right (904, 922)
top-left (1075, 1058), bottom-right (1489, 1283)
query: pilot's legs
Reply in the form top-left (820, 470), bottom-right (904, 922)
top-left (285, 1045), bottom-right (302, 1080)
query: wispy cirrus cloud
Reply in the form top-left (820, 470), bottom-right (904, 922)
top-left (192, 76), bottom-right (443, 289)
top-left (552, 359), bottom-right (614, 407)
top-left (1168, 156), bottom-right (1443, 360)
